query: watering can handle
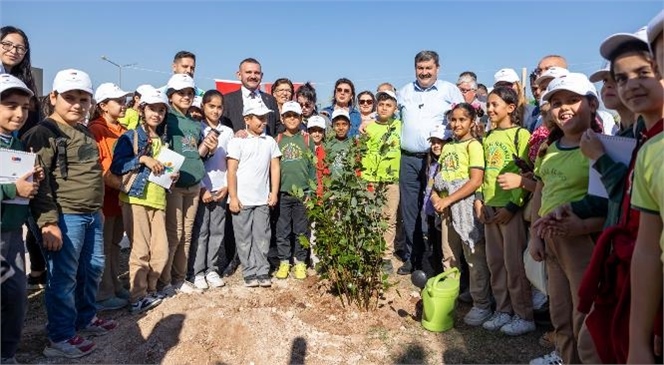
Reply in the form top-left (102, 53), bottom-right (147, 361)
top-left (427, 267), bottom-right (460, 295)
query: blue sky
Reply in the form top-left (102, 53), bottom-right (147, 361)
top-left (2, 1), bottom-right (662, 102)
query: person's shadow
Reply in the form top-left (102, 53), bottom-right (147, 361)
top-left (124, 312), bottom-right (185, 364)
top-left (289, 336), bottom-right (308, 365)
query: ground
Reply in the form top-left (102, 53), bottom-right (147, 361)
top-left (17, 251), bottom-right (552, 365)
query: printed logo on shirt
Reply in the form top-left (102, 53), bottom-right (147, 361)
top-left (181, 133), bottom-right (198, 153)
top-left (439, 151), bottom-right (459, 173)
top-left (281, 142), bottom-right (304, 162)
top-left (485, 141), bottom-right (510, 170)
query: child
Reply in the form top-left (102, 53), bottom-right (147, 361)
top-left (118, 84), bottom-right (153, 130)
top-left (159, 74), bottom-right (212, 295)
top-left (192, 90), bottom-right (234, 290)
top-left (528, 74), bottom-right (608, 365)
top-left (22, 69), bottom-right (116, 358)
top-left (327, 109), bottom-right (352, 177)
top-left (88, 82), bottom-right (132, 311)
top-left (628, 11), bottom-right (664, 364)
top-left (0, 74), bottom-right (41, 364)
top-left (421, 124), bottom-right (448, 278)
top-left (475, 86), bottom-right (534, 336)
top-left (188, 96), bottom-right (204, 122)
top-left (432, 103), bottom-right (492, 327)
top-left (360, 90), bottom-right (401, 274)
top-left (111, 88), bottom-right (171, 313)
top-left (306, 115), bottom-right (327, 267)
top-left (227, 100), bottom-right (281, 287)
top-left (307, 115), bottom-right (327, 197)
top-left (274, 101), bottom-right (315, 280)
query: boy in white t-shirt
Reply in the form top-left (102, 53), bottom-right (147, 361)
top-left (227, 100), bottom-right (281, 288)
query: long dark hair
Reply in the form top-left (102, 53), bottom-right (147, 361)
top-left (488, 86), bottom-right (521, 126)
top-left (1, 26), bottom-right (37, 96)
top-left (331, 78), bottom-right (356, 108)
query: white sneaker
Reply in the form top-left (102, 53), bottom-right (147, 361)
top-left (500, 314), bottom-right (536, 336)
top-left (529, 350), bottom-right (564, 365)
top-left (463, 306), bottom-right (493, 326)
top-left (482, 311), bottom-right (512, 331)
top-left (193, 274), bottom-right (209, 290)
top-left (532, 287), bottom-right (548, 312)
top-left (176, 281), bottom-right (203, 294)
top-left (205, 271), bottom-right (225, 288)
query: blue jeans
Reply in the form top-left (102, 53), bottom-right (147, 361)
top-left (399, 153), bottom-right (426, 264)
top-left (41, 212), bottom-right (104, 342)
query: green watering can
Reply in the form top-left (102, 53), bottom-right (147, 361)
top-left (421, 268), bottom-right (460, 332)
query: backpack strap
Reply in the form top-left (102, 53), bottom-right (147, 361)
top-left (39, 119), bottom-right (69, 180)
top-left (131, 129), bottom-right (139, 155)
top-left (303, 131), bottom-right (310, 147)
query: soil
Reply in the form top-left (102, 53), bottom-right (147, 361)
top-left (18, 252), bottom-right (551, 365)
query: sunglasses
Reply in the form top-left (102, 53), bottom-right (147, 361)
top-left (358, 99), bottom-right (374, 105)
top-left (299, 101), bottom-right (314, 109)
top-left (336, 87), bottom-right (351, 94)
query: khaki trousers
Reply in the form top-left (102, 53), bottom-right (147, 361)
top-left (578, 314), bottom-right (602, 364)
top-left (161, 184), bottom-right (200, 286)
top-left (123, 204), bottom-right (168, 303)
top-left (485, 207), bottom-right (533, 320)
top-left (545, 234), bottom-right (594, 365)
top-left (382, 184), bottom-right (400, 260)
top-left (441, 212), bottom-right (492, 310)
top-left (96, 215), bottom-right (125, 301)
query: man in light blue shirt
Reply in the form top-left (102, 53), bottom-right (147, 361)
top-left (396, 50), bottom-right (463, 275)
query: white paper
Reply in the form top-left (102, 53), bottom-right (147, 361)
top-left (148, 147), bottom-right (185, 189)
top-left (0, 148), bottom-right (36, 205)
top-left (588, 134), bottom-right (636, 198)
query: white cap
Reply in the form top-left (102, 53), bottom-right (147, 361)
top-left (140, 88), bottom-right (168, 106)
top-left (52, 69), bottom-right (93, 94)
top-left (647, 10), bottom-right (664, 46)
top-left (94, 83), bottom-right (130, 104)
top-left (599, 26), bottom-right (648, 59)
top-left (428, 124), bottom-right (451, 141)
top-left (494, 68), bottom-right (520, 84)
top-left (136, 84), bottom-right (154, 96)
top-left (535, 67), bottom-right (569, 86)
top-left (166, 74), bottom-right (196, 94)
top-left (191, 96), bottom-right (203, 109)
top-left (376, 90), bottom-right (397, 101)
top-left (307, 115), bottom-right (326, 130)
top-left (541, 73), bottom-right (598, 102)
top-left (589, 61), bottom-right (611, 83)
top-left (281, 101), bottom-right (302, 115)
top-left (331, 109), bottom-right (350, 122)
top-left (242, 99), bottom-right (273, 117)
top-left (0, 74), bottom-right (34, 96)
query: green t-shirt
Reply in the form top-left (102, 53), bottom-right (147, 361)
top-left (120, 137), bottom-right (167, 210)
top-left (326, 137), bottom-right (352, 177)
top-left (630, 132), bottom-right (664, 264)
top-left (165, 110), bottom-right (205, 188)
top-left (481, 126), bottom-right (531, 208)
top-left (278, 132), bottom-right (315, 193)
top-left (438, 138), bottom-right (484, 182)
top-left (118, 108), bottom-right (140, 130)
top-left (535, 141), bottom-right (589, 217)
top-left (361, 119), bottom-right (401, 183)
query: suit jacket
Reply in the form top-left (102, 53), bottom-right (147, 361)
top-left (221, 90), bottom-right (281, 137)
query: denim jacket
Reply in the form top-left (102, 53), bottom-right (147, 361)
top-left (110, 126), bottom-right (163, 197)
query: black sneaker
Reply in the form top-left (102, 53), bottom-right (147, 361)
top-left (257, 275), bottom-right (272, 287)
top-left (130, 296), bottom-right (162, 314)
top-left (27, 271), bottom-right (47, 290)
top-left (222, 255), bottom-right (241, 277)
top-left (397, 260), bottom-right (413, 275)
top-left (382, 260), bottom-right (394, 275)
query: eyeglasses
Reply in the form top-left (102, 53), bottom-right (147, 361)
top-left (273, 88), bottom-right (292, 94)
top-left (358, 99), bottom-right (374, 105)
top-left (336, 87), bottom-right (351, 94)
top-left (1, 41), bottom-right (28, 55)
top-left (459, 88), bottom-right (475, 94)
top-left (299, 101), bottom-right (314, 109)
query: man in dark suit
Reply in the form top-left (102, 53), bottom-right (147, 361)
top-left (222, 58), bottom-right (280, 136)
